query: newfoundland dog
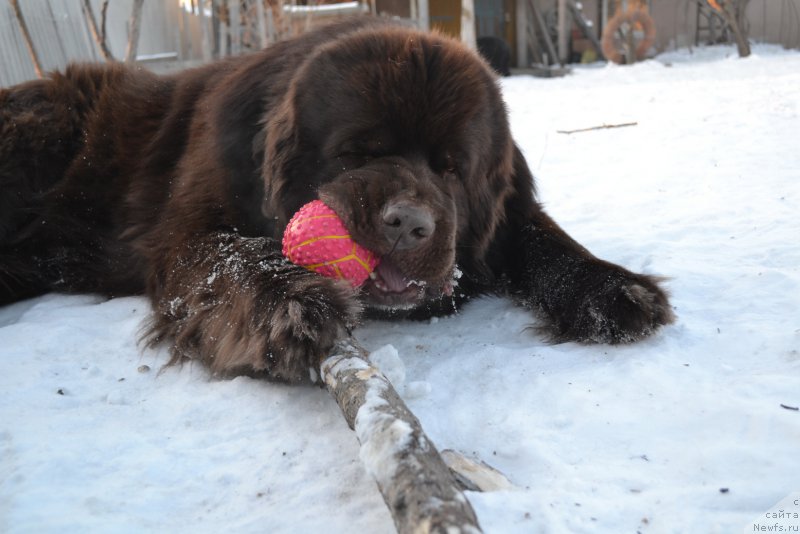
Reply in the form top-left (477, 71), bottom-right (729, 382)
top-left (0, 18), bottom-right (673, 383)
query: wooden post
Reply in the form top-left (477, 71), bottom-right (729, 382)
top-left (418, 0), bottom-right (429, 31)
top-left (201, 0), bottom-right (213, 61)
top-left (321, 339), bottom-right (483, 534)
top-left (460, 0), bottom-right (477, 49)
top-left (557, 0), bottom-right (568, 64)
top-left (8, 0), bottom-right (43, 78)
top-left (567, 0), bottom-right (605, 60)
top-left (265, 2), bottom-right (276, 44)
top-left (229, 0), bottom-right (240, 56)
top-left (530, 0), bottom-right (559, 65)
top-left (515, 0), bottom-right (528, 67)
top-left (255, 0), bottom-right (269, 48)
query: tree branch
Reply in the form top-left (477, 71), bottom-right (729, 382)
top-left (125, 0), bottom-right (145, 63)
top-left (8, 0), bottom-right (43, 78)
top-left (707, 0), bottom-right (751, 57)
top-left (321, 339), bottom-right (482, 534)
top-left (100, 1), bottom-right (111, 56)
top-left (81, 0), bottom-right (115, 61)
top-left (557, 122), bottom-right (638, 134)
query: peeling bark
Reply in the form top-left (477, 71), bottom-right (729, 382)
top-left (321, 339), bottom-right (482, 534)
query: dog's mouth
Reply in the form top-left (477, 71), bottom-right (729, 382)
top-left (362, 258), bottom-right (454, 310)
top-left (316, 193), bottom-right (457, 311)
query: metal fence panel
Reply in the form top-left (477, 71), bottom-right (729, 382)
top-left (1, 0), bottom-right (188, 87)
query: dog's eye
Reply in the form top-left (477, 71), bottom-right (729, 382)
top-left (337, 152), bottom-right (372, 165)
top-left (439, 153), bottom-right (458, 179)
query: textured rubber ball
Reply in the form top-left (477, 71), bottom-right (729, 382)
top-left (282, 200), bottom-right (380, 287)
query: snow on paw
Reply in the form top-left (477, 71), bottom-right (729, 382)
top-left (264, 273), bottom-right (360, 382)
top-left (576, 272), bottom-right (675, 344)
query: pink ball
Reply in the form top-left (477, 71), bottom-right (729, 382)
top-left (282, 200), bottom-right (380, 287)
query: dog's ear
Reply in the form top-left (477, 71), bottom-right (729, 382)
top-left (463, 138), bottom-right (516, 262)
top-left (460, 140), bottom-right (540, 281)
top-left (261, 98), bottom-right (300, 228)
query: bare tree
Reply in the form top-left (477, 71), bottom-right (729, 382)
top-left (81, 0), bottom-right (115, 61)
top-left (125, 0), bottom-right (145, 63)
top-left (707, 0), bottom-right (752, 57)
top-left (100, 2), bottom-right (112, 54)
top-left (8, 0), bottom-right (43, 78)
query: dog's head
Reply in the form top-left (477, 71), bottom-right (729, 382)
top-left (263, 25), bottom-right (515, 313)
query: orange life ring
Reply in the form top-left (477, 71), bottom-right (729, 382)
top-left (601, 9), bottom-right (656, 64)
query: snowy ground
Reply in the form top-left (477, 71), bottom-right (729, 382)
top-left (2, 44), bottom-right (799, 533)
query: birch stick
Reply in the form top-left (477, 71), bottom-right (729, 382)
top-left (321, 338), bottom-right (482, 534)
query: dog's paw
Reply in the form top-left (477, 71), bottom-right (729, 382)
top-left (148, 236), bottom-right (361, 384)
top-left (581, 273), bottom-right (674, 343)
top-left (541, 264), bottom-right (675, 344)
top-left (260, 272), bottom-right (361, 382)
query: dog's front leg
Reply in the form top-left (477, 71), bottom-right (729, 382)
top-left (144, 232), bottom-right (360, 383)
top-left (511, 208), bottom-right (674, 344)
top-left (503, 146), bottom-right (674, 344)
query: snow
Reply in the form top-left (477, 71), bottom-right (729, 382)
top-left (369, 345), bottom-right (406, 391)
top-left (2, 43), bottom-right (800, 533)
top-left (354, 380), bottom-right (414, 491)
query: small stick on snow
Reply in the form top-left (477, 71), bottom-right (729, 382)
top-left (321, 338), bottom-right (482, 534)
top-left (441, 449), bottom-right (516, 492)
top-left (557, 122), bottom-right (638, 134)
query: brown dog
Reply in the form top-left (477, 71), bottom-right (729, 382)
top-left (0, 18), bottom-right (673, 383)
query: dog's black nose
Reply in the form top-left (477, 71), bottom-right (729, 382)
top-left (382, 201), bottom-right (435, 250)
